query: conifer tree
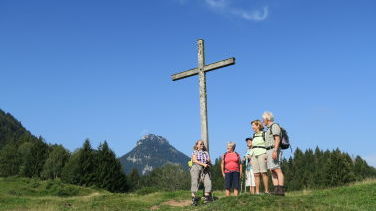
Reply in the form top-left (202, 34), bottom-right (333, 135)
top-left (79, 139), bottom-right (97, 186)
top-left (95, 141), bottom-right (128, 192)
top-left (62, 139), bottom-right (97, 186)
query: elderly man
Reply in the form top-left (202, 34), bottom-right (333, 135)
top-left (262, 111), bottom-right (285, 196)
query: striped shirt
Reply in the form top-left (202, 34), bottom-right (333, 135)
top-left (192, 150), bottom-right (210, 164)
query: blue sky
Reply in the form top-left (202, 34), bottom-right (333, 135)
top-left (1, 0), bottom-right (376, 166)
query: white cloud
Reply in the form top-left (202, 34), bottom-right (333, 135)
top-left (205, 0), bottom-right (227, 9)
top-left (203, 0), bottom-right (269, 22)
top-left (234, 6), bottom-right (269, 21)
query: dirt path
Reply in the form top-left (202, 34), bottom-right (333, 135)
top-left (150, 200), bottom-right (192, 210)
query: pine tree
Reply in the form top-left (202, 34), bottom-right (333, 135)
top-left (95, 141), bottom-right (128, 192)
top-left (61, 139), bottom-right (97, 186)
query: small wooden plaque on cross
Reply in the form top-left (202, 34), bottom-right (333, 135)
top-left (171, 39), bottom-right (236, 153)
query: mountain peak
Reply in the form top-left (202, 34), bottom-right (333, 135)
top-left (136, 134), bottom-right (169, 146)
top-left (120, 134), bottom-right (189, 175)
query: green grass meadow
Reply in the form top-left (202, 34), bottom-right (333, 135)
top-left (0, 177), bottom-right (375, 210)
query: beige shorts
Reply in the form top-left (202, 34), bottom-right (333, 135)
top-left (251, 153), bottom-right (267, 173)
top-left (266, 149), bottom-right (282, 170)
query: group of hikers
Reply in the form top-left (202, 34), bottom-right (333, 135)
top-left (190, 111), bottom-right (287, 205)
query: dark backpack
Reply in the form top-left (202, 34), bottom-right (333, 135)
top-left (270, 123), bottom-right (290, 150)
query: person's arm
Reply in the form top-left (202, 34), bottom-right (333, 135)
top-left (192, 154), bottom-right (208, 168)
top-left (239, 157), bottom-right (243, 178)
top-left (221, 155), bottom-right (225, 178)
top-left (274, 136), bottom-right (281, 150)
top-left (272, 124), bottom-right (282, 160)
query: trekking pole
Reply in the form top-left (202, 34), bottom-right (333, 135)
top-left (242, 170), bottom-right (244, 193)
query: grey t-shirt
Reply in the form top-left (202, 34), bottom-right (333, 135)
top-left (265, 123), bottom-right (282, 148)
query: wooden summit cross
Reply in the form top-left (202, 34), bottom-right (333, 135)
top-left (171, 39), bottom-right (235, 153)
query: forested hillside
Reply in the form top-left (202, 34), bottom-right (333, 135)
top-left (0, 109), bottom-right (38, 148)
top-left (0, 109), bottom-right (128, 192)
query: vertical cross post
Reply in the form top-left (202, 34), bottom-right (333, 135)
top-left (171, 39), bottom-right (235, 155)
top-left (198, 39), bottom-right (209, 152)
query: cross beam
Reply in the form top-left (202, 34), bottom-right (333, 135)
top-left (171, 57), bottom-right (235, 81)
top-left (171, 39), bottom-right (236, 153)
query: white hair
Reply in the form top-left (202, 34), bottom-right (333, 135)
top-left (262, 111), bottom-right (274, 122)
top-left (227, 142), bottom-right (236, 150)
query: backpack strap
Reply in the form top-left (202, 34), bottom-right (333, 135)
top-left (263, 131), bottom-right (266, 141)
top-left (253, 132), bottom-right (266, 140)
top-left (269, 123), bottom-right (281, 136)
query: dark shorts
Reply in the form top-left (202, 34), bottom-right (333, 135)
top-left (225, 171), bottom-right (240, 190)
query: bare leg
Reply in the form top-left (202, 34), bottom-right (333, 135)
top-left (226, 189), bottom-right (231, 196)
top-left (262, 173), bottom-right (269, 193)
top-left (273, 168), bottom-right (284, 186)
top-left (234, 189), bottom-right (239, 196)
top-left (271, 170), bottom-right (278, 186)
top-left (250, 186), bottom-right (255, 194)
top-left (254, 173), bottom-right (261, 194)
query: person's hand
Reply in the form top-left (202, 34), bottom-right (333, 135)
top-left (240, 173), bottom-right (243, 179)
top-left (204, 163), bottom-right (208, 168)
top-left (272, 150), bottom-right (278, 160)
top-left (222, 173), bottom-right (225, 178)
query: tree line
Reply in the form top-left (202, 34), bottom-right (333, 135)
top-left (1, 110), bottom-right (375, 193)
top-left (0, 137), bottom-right (129, 192)
top-left (127, 147), bottom-right (376, 193)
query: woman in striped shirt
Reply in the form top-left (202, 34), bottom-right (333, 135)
top-left (190, 140), bottom-right (212, 205)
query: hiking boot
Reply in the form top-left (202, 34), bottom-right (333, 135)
top-left (278, 186), bottom-right (285, 196)
top-left (191, 197), bottom-right (199, 206)
top-left (204, 195), bottom-right (213, 204)
top-left (276, 186), bottom-right (285, 196)
top-left (271, 186), bottom-right (279, 195)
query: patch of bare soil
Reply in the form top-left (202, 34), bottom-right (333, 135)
top-left (162, 200), bottom-right (192, 207)
top-left (150, 200), bottom-right (192, 210)
top-left (150, 205), bottom-right (160, 210)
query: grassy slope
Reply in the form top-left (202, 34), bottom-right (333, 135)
top-left (0, 177), bottom-right (375, 211)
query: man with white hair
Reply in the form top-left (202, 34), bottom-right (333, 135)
top-left (262, 111), bottom-right (285, 196)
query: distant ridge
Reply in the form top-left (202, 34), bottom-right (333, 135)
top-left (0, 109), bottom-right (38, 149)
top-left (119, 134), bottom-right (190, 175)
